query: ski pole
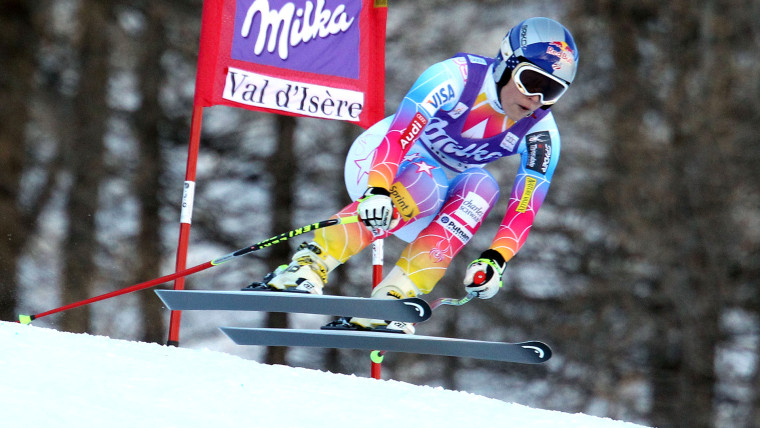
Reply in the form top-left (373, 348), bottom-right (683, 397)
top-left (430, 291), bottom-right (479, 311)
top-left (430, 270), bottom-right (485, 310)
top-left (18, 215), bottom-right (360, 324)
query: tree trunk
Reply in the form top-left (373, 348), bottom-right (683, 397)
top-left (321, 121), bottom-right (361, 374)
top-left (576, 2), bottom-right (722, 426)
top-left (264, 114), bottom-right (297, 364)
top-left (60, 0), bottom-right (109, 333)
top-left (133, 3), bottom-right (168, 344)
top-left (0, 0), bottom-right (35, 321)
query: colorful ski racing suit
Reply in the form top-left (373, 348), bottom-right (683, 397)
top-left (316, 53), bottom-right (560, 294)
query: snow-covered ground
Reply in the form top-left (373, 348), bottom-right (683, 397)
top-left (1, 321), bottom-right (649, 427)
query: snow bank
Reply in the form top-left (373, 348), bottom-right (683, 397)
top-left (1, 321), bottom-right (648, 427)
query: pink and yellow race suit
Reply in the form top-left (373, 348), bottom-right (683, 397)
top-left (317, 53), bottom-right (560, 293)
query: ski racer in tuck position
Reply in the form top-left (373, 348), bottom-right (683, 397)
top-left (247, 17), bottom-right (579, 334)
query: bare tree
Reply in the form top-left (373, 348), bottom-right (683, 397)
top-left (0, 0), bottom-right (36, 321)
top-left (567, 1), bottom-right (760, 426)
top-left (131, 2), bottom-right (169, 343)
top-left (60, 0), bottom-right (111, 333)
top-left (264, 114), bottom-right (297, 365)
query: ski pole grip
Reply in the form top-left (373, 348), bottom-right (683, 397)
top-left (473, 271), bottom-right (487, 285)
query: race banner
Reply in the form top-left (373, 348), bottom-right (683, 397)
top-left (193, 0), bottom-right (387, 128)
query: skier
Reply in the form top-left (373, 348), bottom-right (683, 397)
top-left (247, 17), bottom-right (578, 334)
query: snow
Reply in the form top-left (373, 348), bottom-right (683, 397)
top-left (1, 321), bottom-right (648, 427)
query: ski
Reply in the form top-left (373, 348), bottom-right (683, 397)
top-left (219, 327), bottom-right (552, 364)
top-left (155, 290), bottom-right (432, 323)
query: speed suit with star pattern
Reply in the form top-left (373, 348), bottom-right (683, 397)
top-left (315, 53), bottom-right (560, 294)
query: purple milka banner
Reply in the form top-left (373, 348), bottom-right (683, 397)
top-left (231, 0), bottom-right (361, 79)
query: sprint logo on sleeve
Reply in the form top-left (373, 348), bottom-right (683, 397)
top-left (390, 182), bottom-right (420, 220)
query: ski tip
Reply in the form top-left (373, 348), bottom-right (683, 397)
top-left (153, 289), bottom-right (172, 307)
top-left (402, 297), bottom-right (433, 321)
top-left (520, 341), bottom-right (552, 363)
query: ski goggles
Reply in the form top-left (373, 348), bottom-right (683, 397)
top-left (512, 62), bottom-right (569, 105)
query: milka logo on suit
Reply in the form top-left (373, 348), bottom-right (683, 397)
top-left (421, 117), bottom-right (502, 164)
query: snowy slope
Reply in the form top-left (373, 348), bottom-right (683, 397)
top-left (1, 321), bottom-right (648, 427)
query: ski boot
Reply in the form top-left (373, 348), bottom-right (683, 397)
top-left (242, 267), bottom-right (287, 292)
top-left (242, 242), bottom-right (340, 294)
top-left (321, 266), bottom-right (421, 334)
top-left (322, 317), bottom-right (416, 334)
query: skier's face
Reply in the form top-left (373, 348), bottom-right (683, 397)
top-left (499, 77), bottom-right (543, 122)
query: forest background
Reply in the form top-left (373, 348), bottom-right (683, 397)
top-left (1, 1), bottom-right (759, 427)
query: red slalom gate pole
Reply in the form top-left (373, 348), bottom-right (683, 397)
top-left (167, 104), bottom-right (204, 347)
top-left (370, 239), bottom-right (384, 379)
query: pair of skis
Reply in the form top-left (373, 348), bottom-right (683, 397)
top-left (155, 289), bottom-right (551, 364)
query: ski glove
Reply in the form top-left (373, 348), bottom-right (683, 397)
top-left (463, 249), bottom-right (507, 299)
top-left (357, 187), bottom-right (398, 231)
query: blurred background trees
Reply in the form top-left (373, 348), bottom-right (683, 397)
top-left (1, 1), bottom-right (759, 427)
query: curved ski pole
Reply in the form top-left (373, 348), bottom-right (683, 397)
top-left (430, 291), bottom-right (479, 311)
top-left (430, 269), bottom-right (486, 310)
top-left (18, 215), bottom-right (360, 324)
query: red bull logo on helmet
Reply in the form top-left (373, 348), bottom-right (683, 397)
top-left (547, 41), bottom-right (575, 70)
